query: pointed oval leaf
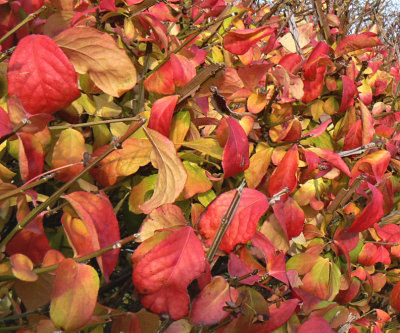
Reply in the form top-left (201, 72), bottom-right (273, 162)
top-left (198, 188), bottom-right (269, 253)
top-left (347, 183), bottom-right (384, 232)
top-left (268, 145), bottom-right (298, 197)
top-left (351, 150), bottom-right (391, 183)
top-left (338, 75), bottom-right (358, 113)
top-left (50, 259), bottom-right (99, 331)
top-left (190, 276), bottom-right (238, 326)
top-left (307, 147), bottom-right (351, 177)
top-left (360, 101), bottom-right (374, 145)
top-left (140, 128), bottom-right (187, 214)
top-left (170, 54), bottom-right (196, 88)
top-left (132, 227), bottom-right (206, 320)
top-left (335, 32), bottom-right (383, 56)
top-left (183, 161), bottom-right (212, 199)
top-left (223, 27), bottom-right (274, 55)
top-left (143, 60), bottom-right (175, 95)
top-left (52, 128), bottom-right (87, 182)
top-left (7, 34), bottom-right (80, 114)
top-left (18, 132), bottom-right (44, 181)
top-left (138, 203), bottom-right (187, 242)
top-left (63, 191), bottom-right (120, 282)
top-left (221, 117), bottom-right (250, 179)
top-left (90, 138), bottom-right (153, 187)
top-left (10, 253), bottom-right (38, 282)
top-left (390, 281), bottom-right (400, 312)
top-left (54, 26), bottom-right (137, 97)
top-left (273, 197), bottom-right (305, 239)
top-left (245, 144), bottom-right (273, 189)
top-left (148, 95), bottom-right (179, 137)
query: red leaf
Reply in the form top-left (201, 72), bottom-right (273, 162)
top-left (228, 254), bottom-right (259, 285)
top-left (20, 0), bottom-right (44, 14)
top-left (63, 191), bottom-right (120, 282)
top-left (170, 54), bottom-right (196, 88)
top-left (237, 64), bottom-right (272, 91)
top-left (144, 60), bottom-right (175, 95)
top-left (6, 212), bottom-right (51, 264)
top-left (190, 276), bottom-right (238, 326)
top-left (390, 281), bottom-right (400, 312)
top-left (0, 106), bottom-right (12, 139)
top-left (344, 120), bottom-right (362, 150)
top-left (100, 0), bottom-right (116, 11)
top-left (148, 95), bottom-right (179, 137)
top-left (273, 197), bottom-right (305, 239)
top-left (347, 183), bottom-right (384, 232)
top-left (306, 119), bottom-right (332, 138)
top-left (307, 147), bottom-right (351, 177)
top-left (223, 26), bottom-right (274, 55)
top-left (268, 145), bottom-right (298, 197)
top-left (132, 227), bottom-right (206, 320)
top-left (50, 259), bottom-right (99, 331)
top-left (198, 188), bottom-right (269, 253)
top-left (335, 32), bottom-right (383, 56)
top-left (302, 66), bottom-right (326, 103)
top-left (351, 150), bottom-right (391, 183)
top-left (338, 75), bottom-right (358, 113)
top-left (7, 35), bottom-right (80, 115)
top-left (297, 317), bottom-right (335, 333)
top-left (18, 132), bottom-right (44, 181)
top-left (221, 117), bottom-right (250, 178)
top-left (252, 298), bottom-right (299, 332)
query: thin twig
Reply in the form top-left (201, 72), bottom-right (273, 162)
top-left (206, 179), bottom-right (246, 262)
top-left (48, 116), bottom-right (140, 130)
top-left (0, 6), bottom-right (47, 45)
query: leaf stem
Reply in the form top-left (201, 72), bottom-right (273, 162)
top-left (0, 118), bottom-right (145, 250)
top-left (0, 6), bottom-right (47, 45)
top-left (206, 179), bottom-right (246, 262)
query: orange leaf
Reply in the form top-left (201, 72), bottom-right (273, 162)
top-left (144, 61), bottom-right (175, 95)
top-left (268, 145), bottom-right (298, 197)
top-left (63, 191), bottom-right (120, 282)
top-left (335, 32), bottom-right (382, 56)
top-left (189, 276), bottom-right (238, 326)
top-left (360, 101), bottom-right (374, 145)
top-left (183, 161), bottom-right (212, 199)
top-left (170, 54), bottom-right (196, 88)
top-left (198, 188), bottom-right (269, 253)
top-left (54, 26), bottom-right (137, 97)
top-left (10, 253), bottom-right (38, 282)
top-left (390, 281), bottom-right (400, 312)
top-left (140, 128), bottom-right (187, 214)
top-left (132, 227), bottom-right (206, 320)
top-left (223, 26), bottom-right (274, 55)
top-left (52, 128), bottom-right (87, 182)
top-left (50, 259), bottom-right (99, 331)
top-left (351, 150), bottom-right (391, 183)
top-left (90, 138), bottom-right (153, 187)
top-left (138, 203), bottom-right (187, 242)
top-left (273, 197), bottom-right (305, 239)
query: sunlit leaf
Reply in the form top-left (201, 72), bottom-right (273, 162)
top-left (140, 128), bottom-right (187, 214)
top-left (54, 26), bottom-right (137, 97)
top-left (10, 253), bottom-right (38, 282)
top-left (132, 227), bottom-right (206, 320)
top-left (63, 191), bottom-right (120, 282)
top-left (18, 132), bottom-right (44, 181)
top-left (268, 145), bottom-right (298, 197)
top-left (198, 188), bottom-right (269, 253)
top-left (148, 95), bottom-right (179, 137)
top-left (335, 32), bottom-right (383, 56)
top-left (50, 259), bottom-right (99, 331)
top-left (52, 128), bottom-right (87, 182)
top-left (7, 35), bottom-right (80, 114)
